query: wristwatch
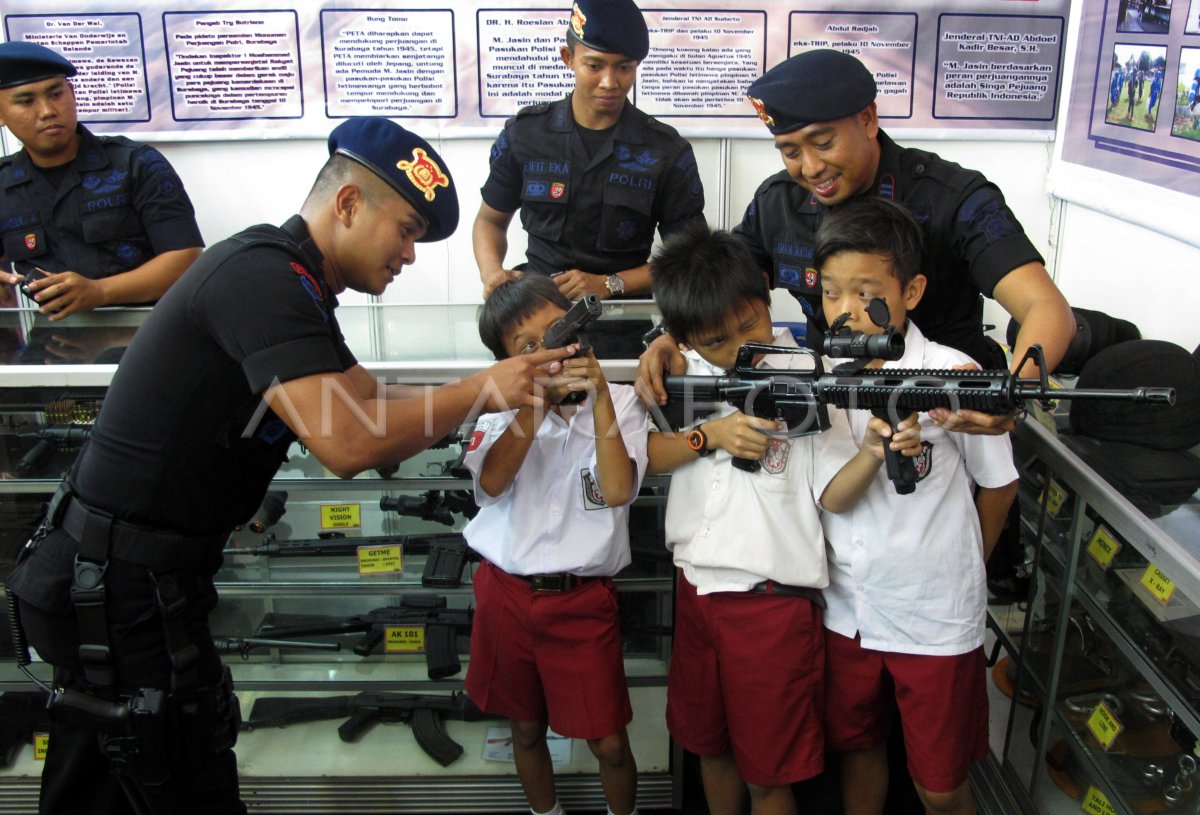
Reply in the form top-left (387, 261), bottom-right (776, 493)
top-left (687, 425), bottom-right (712, 457)
top-left (604, 274), bottom-right (625, 298)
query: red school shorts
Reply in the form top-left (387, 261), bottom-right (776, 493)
top-left (464, 560), bottom-right (632, 741)
top-left (823, 628), bottom-right (989, 793)
top-left (666, 572), bottom-right (826, 788)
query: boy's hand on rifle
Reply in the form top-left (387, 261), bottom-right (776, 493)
top-left (635, 334), bottom-right (688, 406)
top-left (863, 413), bottom-right (922, 461)
top-left (705, 412), bottom-right (776, 460)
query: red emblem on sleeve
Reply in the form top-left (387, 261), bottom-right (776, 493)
top-left (396, 148), bottom-right (450, 202)
top-left (804, 268), bottom-right (818, 289)
top-left (550, 182), bottom-right (565, 199)
top-left (24, 233), bottom-right (36, 251)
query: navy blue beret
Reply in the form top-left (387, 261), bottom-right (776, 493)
top-left (568, 0), bottom-right (649, 63)
top-left (0, 42), bottom-right (76, 90)
top-left (746, 49), bottom-right (876, 135)
top-left (328, 117), bottom-right (459, 243)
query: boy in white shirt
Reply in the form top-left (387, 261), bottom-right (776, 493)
top-left (815, 197), bottom-right (1019, 815)
top-left (463, 275), bottom-right (650, 815)
top-left (644, 223), bottom-right (921, 815)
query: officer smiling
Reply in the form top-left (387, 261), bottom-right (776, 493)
top-left (0, 42), bottom-right (203, 320)
top-left (474, 0), bottom-right (706, 301)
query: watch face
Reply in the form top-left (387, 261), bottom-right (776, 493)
top-left (688, 429), bottom-right (704, 451)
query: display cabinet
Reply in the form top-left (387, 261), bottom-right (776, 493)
top-left (984, 408), bottom-right (1200, 815)
top-left (0, 303), bottom-right (680, 814)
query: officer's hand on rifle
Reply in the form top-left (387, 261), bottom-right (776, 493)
top-left (704, 412), bottom-right (776, 461)
top-left (863, 412), bottom-right (922, 461)
top-left (927, 362), bottom-right (1018, 436)
top-left (636, 333), bottom-right (688, 407)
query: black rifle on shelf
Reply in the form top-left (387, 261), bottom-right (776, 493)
top-left (13, 425), bottom-right (92, 477)
top-left (222, 531), bottom-right (475, 587)
top-left (660, 343), bottom-right (1175, 494)
top-left (0, 691), bottom-right (50, 769)
top-left (253, 594), bottom-right (472, 679)
top-left (379, 489), bottom-right (478, 526)
top-left (211, 636), bottom-right (342, 660)
top-left (242, 691), bottom-right (499, 766)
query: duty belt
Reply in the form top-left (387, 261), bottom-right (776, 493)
top-left (54, 492), bottom-right (226, 571)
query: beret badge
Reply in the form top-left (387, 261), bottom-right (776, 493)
top-left (747, 95), bottom-right (775, 127)
top-left (397, 147), bottom-right (450, 202)
top-left (571, 2), bottom-right (588, 40)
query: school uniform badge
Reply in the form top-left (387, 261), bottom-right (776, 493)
top-left (913, 442), bottom-right (933, 481)
top-left (761, 436), bottom-right (790, 474)
top-left (580, 467), bottom-right (607, 509)
top-left (468, 419), bottom-right (492, 452)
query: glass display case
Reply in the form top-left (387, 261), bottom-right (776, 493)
top-left (0, 303), bottom-right (680, 814)
top-left (986, 410), bottom-right (1200, 815)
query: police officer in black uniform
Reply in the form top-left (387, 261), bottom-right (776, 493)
top-left (474, 0), bottom-right (705, 300)
top-left (5, 117), bottom-right (574, 815)
top-left (639, 49), bottom-right (1075, 435)
top-left (0, 43), bottom-right (202, 321)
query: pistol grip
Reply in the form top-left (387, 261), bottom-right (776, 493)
top-left (884, 436), bottom-right (917, 495)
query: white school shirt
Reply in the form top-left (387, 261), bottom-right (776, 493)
top-left (462, 383), bottom-right (649, 577)
top-left (821, 322), bottom-right (1019, 656)
top-left (663, 331), bottom-right (857, 595)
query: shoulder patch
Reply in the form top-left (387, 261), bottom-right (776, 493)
top-left (515, 101), bottom-right (553, 118)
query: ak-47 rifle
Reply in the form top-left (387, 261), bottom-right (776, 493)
top-left (661, 340), bottom-right (1175, 494)
top-left (242, 691), bottom-right (499, 766)
top-left (253, 595), bottom-right (472, 679)
top-left (0, 691), bottom-right (50, 768)
top-left (211, 636), bottom-right (342, 660)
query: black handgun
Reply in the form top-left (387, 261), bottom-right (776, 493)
top-left (543, 294), bottom-right (603, 405)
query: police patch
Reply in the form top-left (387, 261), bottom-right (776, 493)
top-left (23, 233), bottom-right (35, 251)
top-left (913, 442), bottom-right (933, 481)
top-left (761, 436), bottom-right (790, 474)
top-left (804, 268), bottom-right (818, 289)
top-left (580, 467), bottom-right (607, 509)
top-left (550, 182), bottom-right (565, 199)
top-left (396, 147), bottom-right (450, 202)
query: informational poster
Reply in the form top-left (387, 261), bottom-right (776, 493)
top-left (1059, 0), bottom-right (1200, 199)
top-left (0, 0), bottom-right (1069, 141)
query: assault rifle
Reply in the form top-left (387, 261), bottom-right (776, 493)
top-left (223, 532), bottom-right (474, 587)
top-left (243, 691), bottom-right (499, 766)
top-left (380, 489), bottom-right (478, 526)
top-left (211, 636), bottom-right (341, 660)
top-left (253, 594), bottom-right (472, 679)
top-left (0, 691), bottom-right (49, 768)
top-left (661, 343), bottom-right (1175, 493)
top-left (544, 293), bottom-right (602, 405)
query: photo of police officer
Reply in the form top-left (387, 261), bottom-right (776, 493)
top-left (1117, 0), bottom-right (1174, 33)
top-left (1173, 47), bottom-right (1200, 140)
top-left (1104, 43), bottom-right (1169, 131)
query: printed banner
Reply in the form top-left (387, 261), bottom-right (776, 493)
top-left (1060, 0), bottom-right (1200, 199)
top-left (1, 0), bottom-right (1069, 141)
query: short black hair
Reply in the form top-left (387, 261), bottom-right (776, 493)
top-left (813, 197), bottom-right (924, 287)
top-left (479, 275), bottom-right (573, 359)
top-left (651, 222), bottom-right (769, 344)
